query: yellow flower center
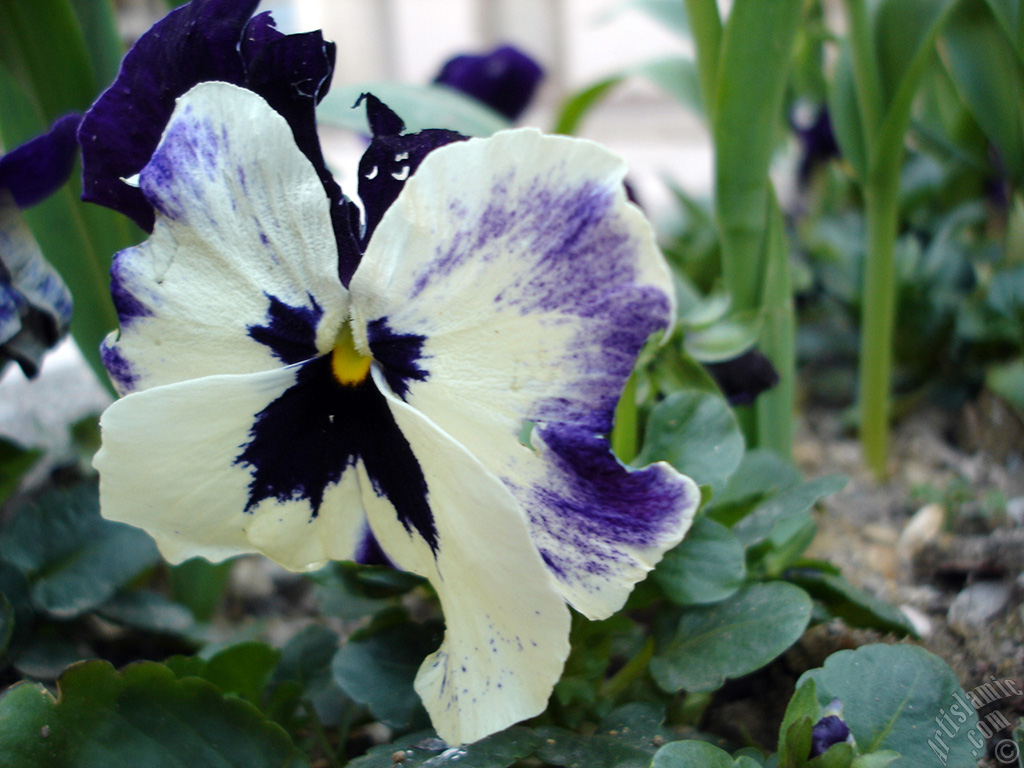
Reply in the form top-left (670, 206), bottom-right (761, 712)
top-left (331, 323), bottom-right (371, 386)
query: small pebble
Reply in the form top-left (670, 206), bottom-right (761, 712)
top-left (948, 580), bottom-right (1013, 636)
top-left (897, 503), bottom-right (945, 560)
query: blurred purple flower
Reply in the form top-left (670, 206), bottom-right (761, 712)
top-left (434, 45), bottom-right (543, 121)
top-left (0, 115), bottom-right (79, 377)
top-left (704, 348), bottom-right (779, 406)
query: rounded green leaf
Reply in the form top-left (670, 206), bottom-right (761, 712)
top-left (683, 311), bottom-right (761, 363)
top-left (0, 484), bottom-right (159, 619)
top-left (331, 617), bottom-right (441, 729)
top-left (651, 740), bottom-right (735, 768)
top-left (799, 644), bottom-right (980, 768)
top-left (653, 515), bottom-right (746, 605)
top-left (651, 582), bottom-right (812, 693)
top-left (634, 390), bottom-right (744, 496)
top-left (0, 660), bottom-right (308, 768)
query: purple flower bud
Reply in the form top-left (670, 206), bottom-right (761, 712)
top-left (434, 45), bottom-right (543, 121)
top-left (810, 714), bottom-right (852, 758)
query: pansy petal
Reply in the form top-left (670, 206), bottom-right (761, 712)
top-left (95, 366), bottom-right (366, 569)
top-left (361, 367), bottom-right (570, 746)
top-left (79, 0), bottom-right (344, 237)
top-left (0, 114), bottom-right (81, 208)
top-left (350, 129), bottom-right (693, 617)
top-left (103, 82), bottom-right (345, 394)
top-left (508, 425), bottom-right (698, 618)
top-left (355, 95), bottom-right (466, 247)
top-left (0, 195), bottom-right (72, 376)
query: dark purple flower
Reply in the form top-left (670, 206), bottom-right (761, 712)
top-left (704, 348), bottom-right (779, 406)
top-left (434, 45), bottom-right (543, 121)
top-left (0, 116), bottom-right (79, 377)
top-left (792, 107), bottom-right (841, 186)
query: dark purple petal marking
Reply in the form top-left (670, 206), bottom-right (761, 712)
top-left (366, 317), bottom-right (428, 399)
top-left (433, 45), bottom-right (543, 121)
top-left (356, 94), bottom-right (466, 246)
top-left (234, 355), bottom-right (439, 552)
top-left (0, 114), bottom-right (82, 208)
top-left (101, 340), bottom-right (139, 392)
top-left (247, 293), bottom-right (323, 365)
top-left (520, 425), bottom-right (695, 588)
top-left (109, 246), bottom-right (152, 328)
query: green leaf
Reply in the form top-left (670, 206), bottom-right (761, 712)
top-left (634, 57), bottom-right (703, 114)
top-left (634, 390), bottom-right (745, 496)
top-left (684, 310), bottom-right (762, 362)
top-left (810, 742), bottom-right (855, 768)
top-left (778, 679), bottom-right (819, 768)
top-left (0, 0), bottom-right (137, 391)
top-left (68, 0), bottom-right (124, 89)
top-left (95, 589), bottom-right (194, 635)
top-left (169, 558), bottom-right (233, 622)
top-left (0, 437), bottom-right (41, 507)
top-left (318, 82), bottom-right (510, 137)
top-left (799, 644), bottom-right (979, 768)
top-left (712, 0), bottom-right (803, 312)
top-left (984, 0), bottom-right (1024, 58)
top-left (705, 449), bottom-right (801, 526)
top-left (650, 582), bottom-right (811, 693)
top-left (731, 475), bottom-right (847, 549)
top-left (0, 483), bottom-right (160, 619)
top-left (331, 614), bottom-right (440, 729)
top-left (987, 358), bottom-right (1024, 418)
top-left (943, 0), bottom-right (1024, 183)
top-left (651, 739), bottom-right (735, 768)
top-left (534, 726), bottom-right (653, 768)
top-left (827, 42), bottom-right (869, 180)
top-left (554, 77), bottom-right (622, 135)
top-left (349, 727), bottom-right (540, 768)
top-left (653, 515), bottom-right (746, 605)
top-left (0, 660), bottom-right (308, 768)
top-left (779, 716), bottom-right (813, 768)
top-left (0, 593), bottom-right (13, 657)
top-left (612, 0), bottom-right (691, 37)
top-left (850, 753), bottom-right (900, 768)
top-left (784, 569), bottom-right (916, 636)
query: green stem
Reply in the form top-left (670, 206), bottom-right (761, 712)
top-left (612, 372), bottom-right (639, 464)
top-left (857, 169), bottom-right (901, 477)
top-left (683, 0), bottom-right (722, 112)
top-left (599, 637), bottom-right (654, 700)
top-left (302, 701), bottom-right (343, 768)
top-left (844, 0), bottom-right (883, 150)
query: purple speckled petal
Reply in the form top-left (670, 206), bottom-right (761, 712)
top-left (79, 0), bottom-right (345, 240)
top-left (102, 83), bottom-right (345, 394)
top-left (434, 45), bottom-right (543, 121)
top-left (0, 114), bottom-right (81, 208)
top-left (513, 425), bottom-right (697, 616)
top-left (350, 129), bottom-right (693, 617)
top-left (362, 367), bottom-right (570, 745)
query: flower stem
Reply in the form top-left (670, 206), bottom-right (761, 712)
top-left (683, 0), bottom-right (722, 110)
top-left (857, 170), bottom-right (901, 478)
